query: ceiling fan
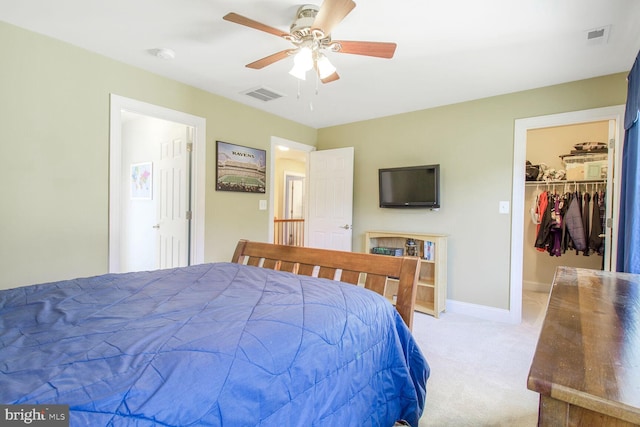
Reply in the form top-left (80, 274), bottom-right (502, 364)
top-left (223, 0), bottom-right (397, 83)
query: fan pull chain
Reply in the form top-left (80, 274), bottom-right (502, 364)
top-left (309, 73), bottom-right (319, 111)
top-left (296, 79), bottom-right (301, 100)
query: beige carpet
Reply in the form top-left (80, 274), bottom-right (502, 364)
top-left (413, 290), bottom-right (549, 427)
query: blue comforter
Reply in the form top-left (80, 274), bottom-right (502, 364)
top-left (0, 263), bottom-right (429, 426)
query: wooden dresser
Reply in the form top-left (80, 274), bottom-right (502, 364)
top-left (528, 267), bottom-right (640, 426)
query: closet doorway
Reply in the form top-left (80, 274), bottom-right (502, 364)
top-left (510, 105), bottom-right (625, 322)
top-left (524, 122), bottom-right (611, 291)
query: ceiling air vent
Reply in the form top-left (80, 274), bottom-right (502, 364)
top-left (243, 87), bottom-right (285, 102)
top-left (585, 25), bottom-right (610, 45)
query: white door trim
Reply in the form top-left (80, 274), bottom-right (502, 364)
top-left (269, 136), bottom-right (315, 244)
top-left (510, 105), bottom-right (625, 323)
top-left (109, 94), bottom-right (206, 272)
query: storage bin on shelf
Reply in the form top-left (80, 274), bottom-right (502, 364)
top-left (561, 153), bottom-right (607, 181)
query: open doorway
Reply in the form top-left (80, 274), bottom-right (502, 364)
top-left (510, 105), bottom-right (625, 323)
top-left (109, 95), bottom-right (206, 273)
top-left (277, 171), bottom-right (305, 245)
top-left (268, 137), bottom-right (355, 251)
top-left (523, 121), bottom-right (612, 291)
top-left (269, 136), bottom-right (313, 245)
top-left (119, 112), bottom-right (193, 272)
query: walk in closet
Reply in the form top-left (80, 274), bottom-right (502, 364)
top-left (523, 120), bottom-right (613, 291)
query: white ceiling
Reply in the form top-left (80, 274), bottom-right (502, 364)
top-left (2, 0), bottom-right (639, 129)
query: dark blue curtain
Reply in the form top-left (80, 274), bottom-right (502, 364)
top-left (617, 50), bottom-right (640, 273)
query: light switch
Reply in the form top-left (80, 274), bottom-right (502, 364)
top-left (259, 200), bottom-right (267, 210)
top-left (499, 201), bottom-right (510, 214)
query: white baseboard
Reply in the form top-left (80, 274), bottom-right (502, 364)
top-left (445, 299), bottom-right (515, 323)
top-left (523, 280), bottom-right (551, 293)
top-left (441, 283), bottom-right (550, 323)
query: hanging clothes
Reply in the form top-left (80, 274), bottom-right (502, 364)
top-left (534, 191), bottom-right (566, 257)
top-left (534, 191), bottom-right (550, 253)
top-left (564, 192), bottom-right (587, 252)
top-left (581, 192), bottom-right (591, 256)
top-left (589, 191), bottom-right (605, 255)
top-left (532, 187), bottom-right (606, 258)
top-left (549, 195), bottom-right (564, 257)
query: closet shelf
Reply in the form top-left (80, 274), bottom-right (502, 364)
top-left (525, 179), bottom-right (606, 187)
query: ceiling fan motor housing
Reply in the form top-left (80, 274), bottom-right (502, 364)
top-left (295, 4), bottom-right (319, 20)
top-left (290, 4), bottom-right (323, 40)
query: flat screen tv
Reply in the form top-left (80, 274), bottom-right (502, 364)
top-left (379, 164), bottom-right (440, 208)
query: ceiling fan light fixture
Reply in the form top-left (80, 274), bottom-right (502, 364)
top-left (294, 47), bottom-right (314, 71)
top-left (316, 54), bottom-right (336, 79)
top-left (289, 47), bottom-right (314, 80)
top-left (289, 64), bottom-right (307, 80)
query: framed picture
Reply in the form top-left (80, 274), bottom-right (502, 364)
top-left (130, 162), bottom-right (153, 200)
top-left (216, 141), bottom-right (266, 193)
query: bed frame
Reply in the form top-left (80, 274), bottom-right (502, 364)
top-left (232, 240), bottom-right (420, 329)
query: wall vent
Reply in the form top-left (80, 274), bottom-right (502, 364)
top-left (585, 25), bottom-right (610, 45)
top-left (243, 87), bottom-right (285, 102)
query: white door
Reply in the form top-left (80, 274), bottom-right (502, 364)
top-left (157, 137), bottom-right (190, 269)
top-left (307, 147), bottom-right (354, 251)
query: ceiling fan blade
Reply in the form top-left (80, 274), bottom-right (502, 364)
top-left (313, 58), bottom-right (340, 83)
top-left (332, 40), bottom-right (397, 58)
top-left (246, 50), bottom-right (294, 69)
top-left (321, 71), bottom-right (340, 84)
top-left (312, 0), bottom-right (356, 36)
top-left (223, 12), bottom-right (291, 38)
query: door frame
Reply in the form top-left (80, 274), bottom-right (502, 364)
top-left (283, 171), bottom-right (305, 219)
top-left (269, 136), bottom-right (315, 245)
top-left (510, 105), bottom-right (625, 323)
top-left (109, 94), bottom-right (206, 272)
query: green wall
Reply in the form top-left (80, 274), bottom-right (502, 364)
top-left (0, 21), bottom-right (316, 289)
top-left (0, 20), bottom-right (629, 312)
top-left (317, 73), bottom-right (628, 309)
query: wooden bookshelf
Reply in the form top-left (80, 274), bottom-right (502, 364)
top-left (365, 231), bottom-right (447, 318)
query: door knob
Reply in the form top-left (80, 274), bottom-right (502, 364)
top-left (152, 224), bottom-right (160, 229)
top-left (340, 224), bottom-right (352, 230)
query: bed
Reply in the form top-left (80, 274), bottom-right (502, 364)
top-left (1, 240), bottom-right (429, 426)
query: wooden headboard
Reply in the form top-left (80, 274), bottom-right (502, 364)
top-left (231, 240), bottom-right (420, 330)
